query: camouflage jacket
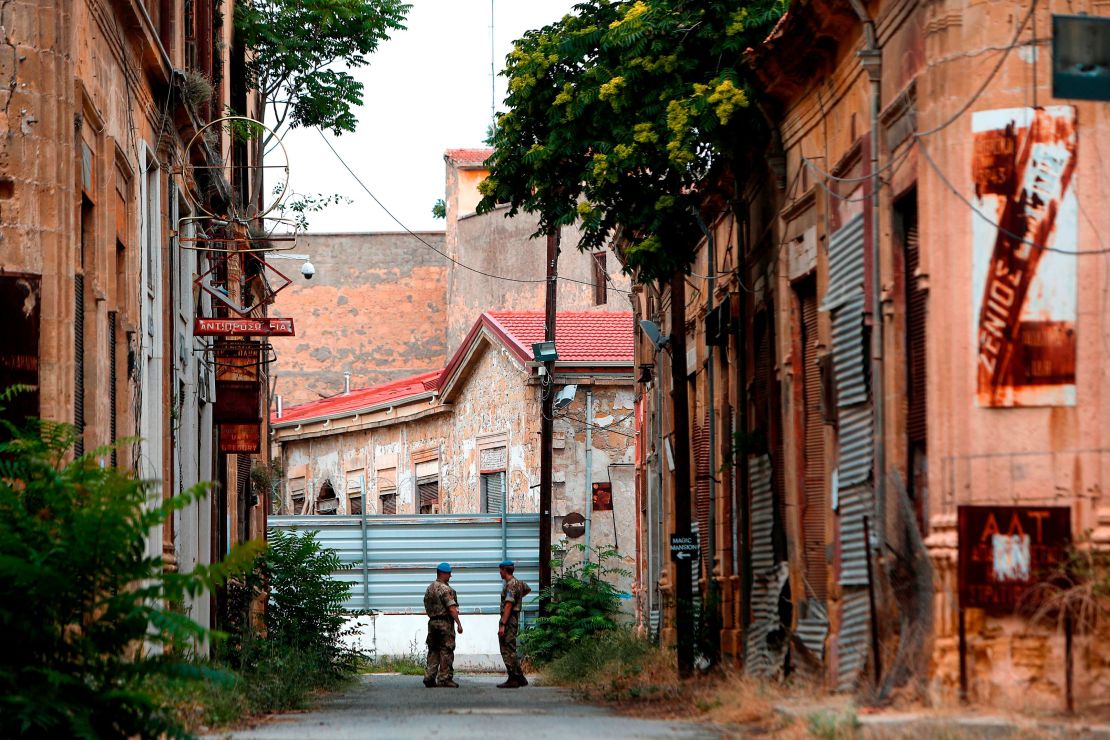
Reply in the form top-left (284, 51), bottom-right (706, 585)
top-left (501, 576), bottom-right (531, 616)
top-left (424, 580), bottom-right (458, 619)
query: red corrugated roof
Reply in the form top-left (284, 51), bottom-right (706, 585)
top-left (485, 311), bottom-right (634, 363)
top-left (274, 370), bottom-right (440, 425)
top-left (444, 148), bottom-right (493, 166)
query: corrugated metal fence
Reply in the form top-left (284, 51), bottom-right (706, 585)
top-left (269, 514), bottom-right (540, 615)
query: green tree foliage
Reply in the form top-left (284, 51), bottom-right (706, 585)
top-left (521, 545), bottom-right (629, 664)
top-left (478, 0), bottom-right (786, 280)
top-left (0, 398), bottom-right (262, 738)
top-left (235, 0), bottom-right (410, 137)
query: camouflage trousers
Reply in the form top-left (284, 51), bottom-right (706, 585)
top-left (424, 618), bottom-right (456, 685)
top-left (499, 613), bottom-right (521, 676)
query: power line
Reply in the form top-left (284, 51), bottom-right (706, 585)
top-left (316, 128), bottom-right (631, 294)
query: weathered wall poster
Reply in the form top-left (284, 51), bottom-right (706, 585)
top-left (972, 106), bottom-right (1078, 407)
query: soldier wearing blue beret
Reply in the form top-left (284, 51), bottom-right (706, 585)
top-left (496, 559), bottom-right (531, 688)
top-left (423, 562), bottom-right (463, 688)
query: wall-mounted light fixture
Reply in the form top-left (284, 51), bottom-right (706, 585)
top-left (532, 340), bottom-right (559, 363)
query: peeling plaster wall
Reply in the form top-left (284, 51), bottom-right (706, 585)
top-left (268, 232), bottom-right (449, 406)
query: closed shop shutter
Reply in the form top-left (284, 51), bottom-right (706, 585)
top-left (482, 471), bottom-right (505, 514)
top-left (800, 284), bottom-right (828, 603)
top-left (694, 414), bottom-right (711, 579)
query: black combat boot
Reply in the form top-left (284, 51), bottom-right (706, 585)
top-left (439, 679), bottom-right (460, 688)
top-left (514, 672), bottom-right (528, 686)
top-left (423, 678), bottom-right (436, 688)
top-left (496, 675), bottom-right (522, 688)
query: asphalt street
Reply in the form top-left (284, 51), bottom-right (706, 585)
top-left (219, 673), bottom-right (724, 739)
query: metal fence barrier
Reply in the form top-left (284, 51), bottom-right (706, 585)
top-left (268, 513), bottom-right (540, 615)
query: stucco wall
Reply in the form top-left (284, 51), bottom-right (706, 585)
top-left (268, 232), bottom-right (449, 406)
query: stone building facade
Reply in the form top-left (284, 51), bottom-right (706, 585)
top-left (0, 0), bottom-right (266, 634)
top-left (630, 0), bottom-right (1110, 710)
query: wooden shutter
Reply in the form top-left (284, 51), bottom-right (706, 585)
top-left (799, 283), bottom-right (828, 602)
top-left (694, 414), bottom-right (711, 578)
top-left (109, 311), bottom-right (117, 467)
top-left (905, 222), bottom-right (926, 446)
top-left (74, 274), bottom-right (85, 456)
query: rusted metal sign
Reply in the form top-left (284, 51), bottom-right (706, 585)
top-left (957, 505), bottom-right (1071, 611)
top-left (591, 482), bottom-right (613, 512)
top-left (215, 340), bottom-right (261, 382)
top-left (972, 106), bottom-right (1078, 407)
top-left (219, 423), bottom-right (261, 454)
top-left (0, 274), bottom-right (41, 429)
top-left (195, 317), bottom-right (294, 337)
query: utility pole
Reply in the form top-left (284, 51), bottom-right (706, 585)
top-left (670, 271), bottom-right (694, 676)
top-left (538, 229), bottom-right (559, 614)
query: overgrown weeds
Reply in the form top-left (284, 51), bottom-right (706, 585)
top-left (363, 638), bottom-right (425, 675)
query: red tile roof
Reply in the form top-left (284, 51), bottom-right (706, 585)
top-left (274, 311), bottom-right (633, 426)
top-left (444, 148), bottom-right (493, 167)
top-left (274, 370), bottom-right (440, 425)
top-left (485, 311), bottom-right (635, 363)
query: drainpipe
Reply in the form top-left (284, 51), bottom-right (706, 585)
top-left (847, 0), bottom-right (886, 543)
top-left (584, 386), bottom-right (594, 559)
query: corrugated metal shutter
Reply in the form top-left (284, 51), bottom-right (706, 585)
top-left (800, 286), bottom-right (827, 603)
top-left (693, 415), bottom-right (710, 579)
top-left (746, 454), bottom-right (787, 677)
top-left (481, 472), bottom-right (504, 514)
top-left (837, 405), bottom-right (873, 488)
top-left (831, 296), bottom-right (868, 407)
top-left (905, 223), bottom-right (927, 445)
top-left (418, 477), bottom-right (439, 509)
top-left (74, 275), bottom-right (85, 456)
top-left (836, 587), bottom-right (871, 691)
top-left (381, 493), bottom-right (397, 515)
top-left (821, 214), bottom-right (865, 312)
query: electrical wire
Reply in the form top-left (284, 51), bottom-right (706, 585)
top-left (317, 129), bottom-right (632, 294)
top-left (917, 138), bottom-right (1110, 256)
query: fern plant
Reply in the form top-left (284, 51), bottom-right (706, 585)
top-left (0, 398), bottom-right (262, 738)
top-left (521, 545), bottom-right (630, 664)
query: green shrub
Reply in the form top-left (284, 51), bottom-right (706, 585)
top-left (521, 545), bottom-right (629, 664)
top-left (0, 402), bottom-right (260, 738)
top-left (543, 628), bottom-right (656, 687)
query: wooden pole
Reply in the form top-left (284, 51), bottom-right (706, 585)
top-left (538, 230), bottom-right (559, 614)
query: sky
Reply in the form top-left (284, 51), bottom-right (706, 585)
top-left (270, 1), bottom-right (578, 234)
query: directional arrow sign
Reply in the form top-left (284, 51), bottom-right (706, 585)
top-left (670, 534), bottom-right (699, 562)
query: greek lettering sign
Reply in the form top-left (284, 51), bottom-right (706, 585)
top-left (195, 317), bottom-right (294, 337)
top-left (972, 107), bottom-right (1078, 407)
top-left (670, 534), bottom-right (699, 562)
top-left (957, 505), bottom-right (1071, 611)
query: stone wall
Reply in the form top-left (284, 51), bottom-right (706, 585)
top-left (268, 232), bottom-right (449, 406)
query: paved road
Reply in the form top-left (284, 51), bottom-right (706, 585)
top-left (221, 673), bottom-right (724, 739)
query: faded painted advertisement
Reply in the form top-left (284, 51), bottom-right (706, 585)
top-left (972, 106), bottom-right (1078, 407)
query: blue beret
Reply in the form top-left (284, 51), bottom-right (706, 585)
top-left (436, 562), bottom-right (452, 573)
top-left (499, 559), bottom-right (514, 568)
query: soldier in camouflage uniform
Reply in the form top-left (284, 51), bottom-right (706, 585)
top-left (496, 559), bottom-right (531, 688)
top-left (423, 562), bottom-right (463, 688)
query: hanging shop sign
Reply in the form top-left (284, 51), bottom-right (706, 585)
top-left (219, 423), bottom-right (261, 454)
top-left (195, 317), bottom-right (295, 337)
top-left (957, 505), bottom-right (1071, 611)
top-left (214, 340), bottom-right (262, 424)
top-left (971, 106), bottom-right (1078, 407)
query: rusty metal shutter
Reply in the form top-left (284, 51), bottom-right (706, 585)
top-left (694, 414), bottom-right (711, 578)
top-left (821, 213), bottom-right (865, 312)
top-left (836, 587), bottom-right (871, 691)
top-left (905, 223), bottom-right (926, 445)
top-left (746, 454), bottom-right (787, 677)
top-left (418, 476), bottom-right (439, 512)
top-left (380, 493), bottom-right (397, 515)
top-left (800, 287), bottom-right (827, 603)
top-left (74, 275), bottom-right (85, 456)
